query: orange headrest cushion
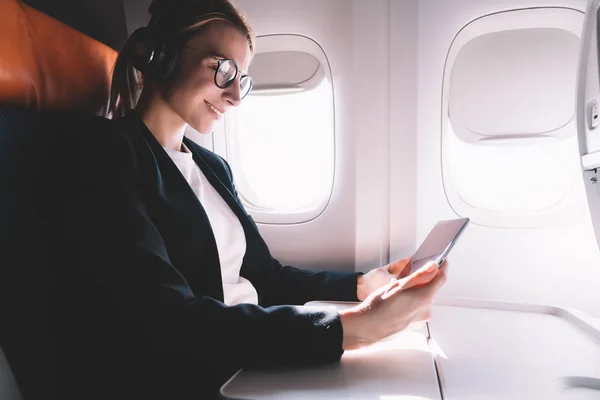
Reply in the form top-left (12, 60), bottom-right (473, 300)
top-left (0, 0), bottom-right (118, 116)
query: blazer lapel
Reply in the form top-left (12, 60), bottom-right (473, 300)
top-left (185, 139), bottom-right (256, 234)
top-left (121, 114), bottom-right (225, 301)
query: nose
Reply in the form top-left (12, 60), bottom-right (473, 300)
top-left (223, 76), bottom-right (242, 107)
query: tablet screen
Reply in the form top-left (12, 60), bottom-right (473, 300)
top-left (410, 218), bottom-right (469, 273)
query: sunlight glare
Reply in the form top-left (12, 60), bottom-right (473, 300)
top-left (231, 79), bottom-right (334, 211)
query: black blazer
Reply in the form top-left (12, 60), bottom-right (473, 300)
top-left (39, 111), bottom-right (360, 399)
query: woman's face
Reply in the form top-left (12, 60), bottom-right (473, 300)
top-left (160, 22), bottom-right (252, 134)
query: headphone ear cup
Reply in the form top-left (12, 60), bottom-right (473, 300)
top-left (154, 42), bottom-right (179, 81)
top-left (130, 27), bottom-right (177, 81)
top-left (130, 27), bottom-right (155, 75)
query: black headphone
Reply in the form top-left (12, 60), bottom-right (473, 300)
top-left (130, 0), bottom-right (183, 81)
top-left (130, 27), bottom-right (179, 81)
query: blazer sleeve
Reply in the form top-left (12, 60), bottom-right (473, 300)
top-left (217, 155), bottom-right (362, 307)
top-left (58, 117), bottom-right (346, 368)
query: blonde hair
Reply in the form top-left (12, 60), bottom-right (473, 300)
top-left (109, 0), bottom-right (255, 119)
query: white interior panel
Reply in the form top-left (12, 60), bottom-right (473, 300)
top-left (582, 151), bottom-right (600, 169)
top-left (577, 0), bottom-right (600, 252)
top-left (577, 2), bottom-right (600, 157)
top-left (450, 27), bottom-right (579, 142)
top-left (250, 50), bottom-right (324, 91)
top-left (588, 167), bottom-right (600, 250)
top-left (418, 0), bottom-right (600, 317)
top-left (350, 0), bottom-right (392, 269)
top-left (389, 0), bottom-right (419, 262)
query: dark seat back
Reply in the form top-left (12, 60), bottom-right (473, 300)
top-left (0, 0), bottom-right (117, 398)
top-left (0, 107), bottom-right (56, 400)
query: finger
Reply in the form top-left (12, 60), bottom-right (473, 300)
top-left (387, 257), bottom-right (412, 277)
top-left (401, 261), bottom-right (439, 290)
top-left (413, 266), bottom-right (447, 300)
top-left (382, 262), bottom-right (437, 298)
top-left (380, 277), bottom-right (402, 296)
top-left (398, 257), bottom-right (413, 279)
top-left (384, 266), bottom-right (447, 307)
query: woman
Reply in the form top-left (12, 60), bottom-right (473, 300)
top-left (58, 0), bottom-right (447, 398)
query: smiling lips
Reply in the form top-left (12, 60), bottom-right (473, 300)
top-left (205, 100), bottom-right (224, 118)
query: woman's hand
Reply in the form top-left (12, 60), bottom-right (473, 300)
top-left (356, 257), bottom-right (413, 301)
top-left (341, 260), bottom-right (447, 350)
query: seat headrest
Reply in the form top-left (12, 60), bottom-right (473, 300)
top-left (0, 0), bottom-right (118, 116)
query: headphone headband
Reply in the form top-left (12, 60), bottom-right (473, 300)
top-left (132, 0), bottom-right (223, 81)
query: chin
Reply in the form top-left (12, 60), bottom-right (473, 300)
top-left (189, 118), bottom-right (214, 134)
top-left (196, 126), bottom-right (213, 134)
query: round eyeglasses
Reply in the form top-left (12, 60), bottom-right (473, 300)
top-left (213, 57), bottom-right (253, 100)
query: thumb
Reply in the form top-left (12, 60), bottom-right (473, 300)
top-left (387, 257), bottom-right (412, 277)
top-left (401, 261), bottom-right (438, 289)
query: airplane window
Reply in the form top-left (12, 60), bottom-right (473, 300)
top-left (224, 78), bottom-right (334, 218)
top-left (441, 8), bottom-right (587, 228)
top-left (445, 122), bottom-right (588, 227)
top-left (212, 35), bottom-right (336, 224)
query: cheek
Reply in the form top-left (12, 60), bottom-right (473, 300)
top-left (186, 83), bottom-right (222, 133)
top-left (161, 71), bottom-right (222, 133)
top-left (166, 78), bottom-right (213, 113)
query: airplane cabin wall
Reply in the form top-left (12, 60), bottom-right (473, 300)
top-left (389, 0), bottom-right (419, 268)
top-left (227, 0), bottom-right (358, 272)
top-left (220, 0), bottom-right (420, 272)
top-left (417, 0), bottom-right (600, 317)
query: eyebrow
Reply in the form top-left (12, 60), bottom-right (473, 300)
top-left (209, 50), bottom-right (248, 75)
top-left (183, 44), bottom-right (249, 75)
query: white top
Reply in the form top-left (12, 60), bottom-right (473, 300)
top-left (163, 144), bottom-right (258, 306)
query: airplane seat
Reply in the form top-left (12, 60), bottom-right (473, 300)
top-left (0, 0), bottom-right (117, 398)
